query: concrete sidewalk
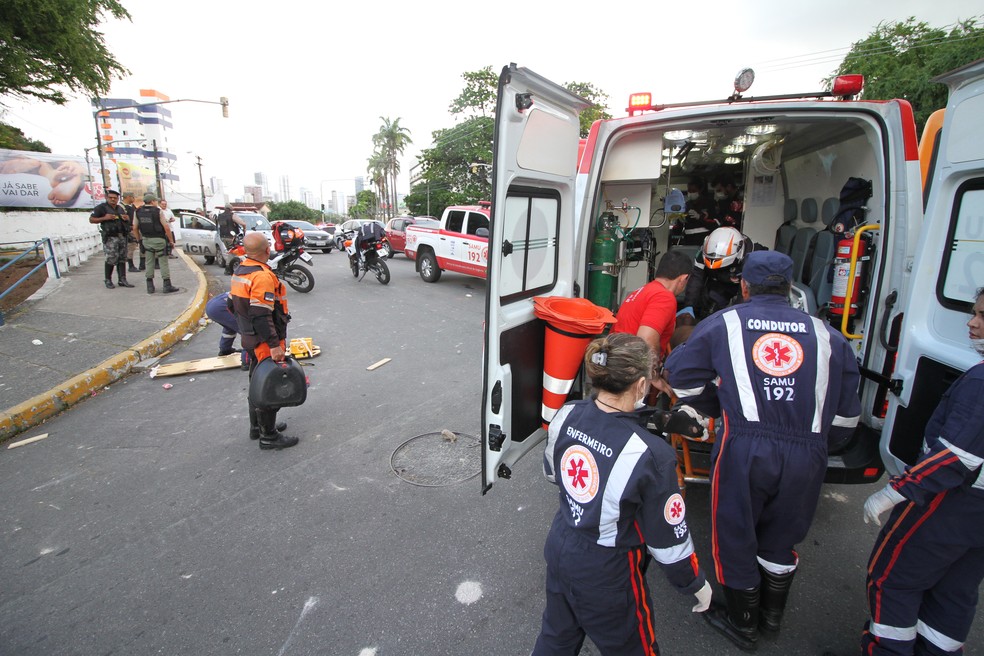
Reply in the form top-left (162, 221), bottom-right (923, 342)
top-left (0, 250), bottom-right (207, 440)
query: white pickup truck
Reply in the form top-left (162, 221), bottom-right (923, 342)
top-left (404, 202), bottom-right (491, 282)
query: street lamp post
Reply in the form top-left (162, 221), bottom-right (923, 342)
top-left (92, 96), bottom-right (229, 195)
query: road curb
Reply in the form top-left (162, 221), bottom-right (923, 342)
top-left (0, 250), bottom-right (208, 442)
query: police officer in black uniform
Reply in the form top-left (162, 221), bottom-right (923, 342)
top-left (532, 332), bottom-right (712, 655)
top-left (88, 189), bottom-right (135, 289)
top-left (217, 204), bottom-right (246, 274)
top-left (134, 194), bottom-right (180, 294)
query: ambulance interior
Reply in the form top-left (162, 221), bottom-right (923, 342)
top-left (589, 114), bottom-right (885, 334)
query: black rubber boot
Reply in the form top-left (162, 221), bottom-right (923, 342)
top-left (138, 255), bottom-right (146, 271)
top-left (116, 264), bottom-right (134, 287)
top-left (146, 278), bottom-right (155, 294)
top-left (703, 586), bottom-right (759, 651)
top-left (759, 567), bottom-right (796, 634)
top-left (105, 279), bottom-right (115, 289)
top-left (128, 260), bottom-right (139, 273)
top-left (161, 278), bottom-right (180, 294)
top-left (249, 422), bottom-right (287, 440)
top-left (258, 411), bottom-right (297, 450)
top-left (104, 263), bottom-right (115, 288)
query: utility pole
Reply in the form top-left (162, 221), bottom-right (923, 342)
top-left (195, 156), bottom-right (207, 212)
top-left (152, 139), bottom-right (163, 199)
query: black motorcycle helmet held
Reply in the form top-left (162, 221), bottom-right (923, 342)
top-left (248, 356), bottom-right (308, 409)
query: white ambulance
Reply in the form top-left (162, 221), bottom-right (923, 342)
top-left (480, 61), bottom-right (984, 494)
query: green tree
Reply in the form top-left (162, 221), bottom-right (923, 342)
top-left (564, 81), bottom-right (613, 138)
top-left (0, 0), bottom-right (131, 105)
top-left (371, 117), bottom-right (412, 220)
top-left (267, 200), bottom-right (320, 222)
top-left (825, 17), bottom-right (984, 128)
top-left (0, 121), bottom-right (50, 151)
top-left (448, 66), bottom-right (498, 117)
top-left (366, 151), bottom-right (389, 220)
top-left (349, 189), bottom-right (380, 220)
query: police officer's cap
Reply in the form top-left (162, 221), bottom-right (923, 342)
top-left (143, 192), bottom-right (158, 203)
top-left (105, 189), bottom-right (120, 196)
top-left (742, 251), bottom-right (793, 287)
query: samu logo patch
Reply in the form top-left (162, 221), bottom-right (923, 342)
top-left (560, 445), bottom-right (599, 504)
top-left (752, 332), bottom-right (803, 377)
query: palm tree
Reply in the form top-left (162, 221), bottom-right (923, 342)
top-left (372, 117), bottom-right (412, 219)
top-left (366, 152), bottom-right (388, 220)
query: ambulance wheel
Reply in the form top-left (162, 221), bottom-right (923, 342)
top-left (372, 260), bottom-right (390, 285)
top-left (419, 252), bottom-right (441, 283)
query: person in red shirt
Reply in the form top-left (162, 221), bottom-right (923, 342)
top-left (612, 249), bottom-right (693, 359)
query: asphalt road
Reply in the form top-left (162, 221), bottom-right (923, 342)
top-left (0, 250), bottom-right (979, 655)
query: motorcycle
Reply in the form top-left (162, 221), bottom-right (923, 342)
top-left (226, 231), bottom-right (316, 293)
top-left (342, 230), bottom-right (390, 285)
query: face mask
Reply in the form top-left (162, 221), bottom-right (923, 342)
top-left (972, 338), bottom-right (984, 356)
top-left (714, 192), bottom-right (726, 201)
top-left (687, 192), bottom-right (699, 201)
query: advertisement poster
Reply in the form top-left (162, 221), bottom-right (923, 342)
top-left (0, 149), bottom-right (97, 209)
top-left (117, 161), bottom-right (157, 198)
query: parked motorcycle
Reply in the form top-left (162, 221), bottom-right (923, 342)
top-left (226, 230), bottom-right (315, 293)
top-left (342, 230), bottom-right (390, 285)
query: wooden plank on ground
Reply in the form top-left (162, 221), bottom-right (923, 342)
top-left (367, 357), bottom-right (391, 371)
top-left (8, 433), bottom-right (49, 449)
top-left (153, 347), bottom-right (322, 378)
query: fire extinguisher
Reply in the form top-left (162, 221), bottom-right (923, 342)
top-left (829, 233), bottom-right (868, 316)
top-left (588, 213), bottom-right (619, 310)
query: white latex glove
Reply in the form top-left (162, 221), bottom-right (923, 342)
top-left (692, 580), bottom-right (712, 613)
top-left (687, 209), bottom-right (699, 219)
top-left (677, 404), bottom-right (711, 442)
top-left (863, 485), bottom-right (906, 526)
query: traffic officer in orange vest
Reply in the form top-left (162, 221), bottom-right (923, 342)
top-left (230, 232), bottom-right (298, 450)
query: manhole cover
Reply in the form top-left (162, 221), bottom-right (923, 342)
top-left (390, 431), bottom-right (481, 487)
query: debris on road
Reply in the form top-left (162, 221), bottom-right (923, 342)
top-left (162, 383), bottom-right (173, 390)
top-left (367, 358), bottom-right (391, 371)
top-left (7, 433), bottom-right (49, 449)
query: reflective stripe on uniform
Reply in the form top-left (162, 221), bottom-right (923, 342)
top-left (917, 620), bottom-right (963, 652)
top-left (648, 536), bottom-right (695, 565)
top-left (598, 432), bottom-right (648, 547)
top-left (757, 554), bottom-right (798, 575)
top-left (833, 414), bottom-right (860, 427)
top-left (723, 310), bottom-right (758, 421)
top-left (811, 317), bottom-right (832, 433)
top-left (938, 437), bottom-right (984, 470)
top-left (672, 385), bottom-right (706, 398)
top-left (870, 620), bottom-right (917, 641)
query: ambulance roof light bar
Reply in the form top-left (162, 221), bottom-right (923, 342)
top-left (625, 70), bottom-right (866, 116)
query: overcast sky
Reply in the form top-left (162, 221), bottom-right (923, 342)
top-left (2, 0), bottom-right (981, 203)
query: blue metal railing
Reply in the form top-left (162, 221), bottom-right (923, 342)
top-left (0, 238), bottom-right (60, 326)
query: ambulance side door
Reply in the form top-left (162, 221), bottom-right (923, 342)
top-left (481, 64), bottom-right (588, 493)
top-left (882, 59), bottom-right (984, 474)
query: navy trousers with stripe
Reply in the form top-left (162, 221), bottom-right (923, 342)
top-left (863, 489), bottom-right (984, 655)
top-left (533, 513), bottom-right (660, 656)
top-left (710, 420), bottom-right (827, 589)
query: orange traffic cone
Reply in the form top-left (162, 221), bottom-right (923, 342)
top-left (533, 297), bottom-right (616, 429)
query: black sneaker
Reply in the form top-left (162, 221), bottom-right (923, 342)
top-left (259, 432), bottom-right (298, 450)
top-left (249, 422), bottom-right (287, 440)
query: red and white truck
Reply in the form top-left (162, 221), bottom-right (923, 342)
top-left (404, 202), bottom-right (491, 282)
top-left (480, 61), bottom-right (984, 494)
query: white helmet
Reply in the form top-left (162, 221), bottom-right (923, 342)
top-left (701, 227), bottom-right (746, 271)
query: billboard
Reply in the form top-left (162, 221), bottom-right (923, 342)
top-left (117, 160), bottom-right (158, 199)
top-left (0, 149), bottom-right (100, 209)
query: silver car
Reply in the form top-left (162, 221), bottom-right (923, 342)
top-left (283, 220), bottom-right (334, 253)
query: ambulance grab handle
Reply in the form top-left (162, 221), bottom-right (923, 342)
top-left (840, 224), bottom-right (880, 340)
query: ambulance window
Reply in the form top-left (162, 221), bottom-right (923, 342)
top-left (938, 180), bottom-right (984, 309)
top-left (446, 210), bottom-right (465, 233)
top-left (498, 188), bottom-right (560, 304)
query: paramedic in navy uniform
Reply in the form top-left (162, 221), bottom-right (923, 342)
top-left (666, 250), bottom-right (862, 650)
top-left (860, 287), bottom-right (984, 656)
top-left (532, 332), bottom-right (712, 656)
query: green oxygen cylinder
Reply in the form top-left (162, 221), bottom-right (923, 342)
top-left (588, 214), bottom-right (618, 310)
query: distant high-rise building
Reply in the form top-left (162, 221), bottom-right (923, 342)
top-left (91, 88), bottom-right (177, 193)
top-left (355, 176), bottom-right (365, 194)
top-left (244, 185), bottom-right (263, 203)
top-left (254, 172), bottom-right (268, 196)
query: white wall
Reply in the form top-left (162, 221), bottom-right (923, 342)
top-left (0, 210), bottom-right (102, 274)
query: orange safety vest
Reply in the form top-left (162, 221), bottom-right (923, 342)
top-left (229, 258), bottom-right (289, 361)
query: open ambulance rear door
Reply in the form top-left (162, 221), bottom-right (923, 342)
top-left (481, 65), bottom-right (589, 493)
top-left (882, 58), bottom-right (984, 473)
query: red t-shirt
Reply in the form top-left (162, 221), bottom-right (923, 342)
top-left (611, 280), bottom-right (677, 355)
